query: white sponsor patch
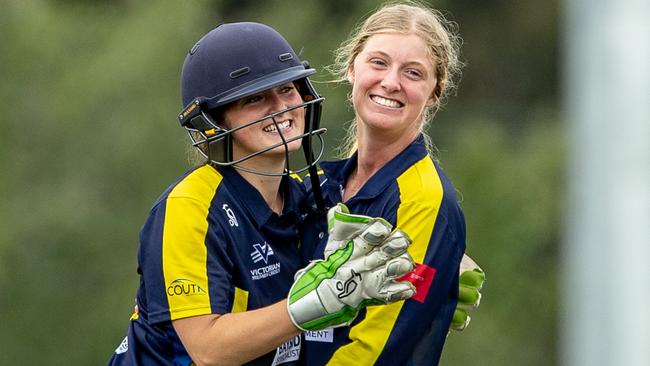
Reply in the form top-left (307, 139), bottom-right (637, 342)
top-left (114, 336), bottom-right (128, 354)
top-left (304, 328), bottom-right (334, 343)
top-left (272, 335), bottom-right (301, 365)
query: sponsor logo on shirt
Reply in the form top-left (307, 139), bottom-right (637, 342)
top-left (304, 328), bottom-right (334, 343)
top-left (250, 262), bottom-right (281, 281)
top-left (114, 336), bottom-right (128, 354)
top-left (397, 263), bottom-right (437, 303)
top-left (166, 278), bottom-right (207, 297)
top-left (222, 204), bottom-right (239, 227)
top-left (272, 335), bottom-right (301, 365)
top-left (249, 242), bottom-right (281, 280)
top-left (251, 242), bottom-right (274, 264)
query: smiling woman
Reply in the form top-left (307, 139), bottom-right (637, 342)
top-left (330, 1), bottom-right (463, 161)
top-left (348, 33), bottom-right (438, 175)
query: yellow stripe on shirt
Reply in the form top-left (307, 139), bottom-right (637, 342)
top-left (231, 287), bottom-right (249, 313)
top-left (163, 165), bottom-right (222, 320)
top-left (327, 157), bottom-right (443, 365)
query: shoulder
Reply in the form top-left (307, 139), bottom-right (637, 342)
top-left (395, 156), bottom-right (444, 204)
top-left (151, 165), bottom-right (226, 211)
top-left (168, 165), bottom-right (224, 200)
top-left (394, 157), bottom-right (463, 224)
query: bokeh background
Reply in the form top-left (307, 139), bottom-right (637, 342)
top-left (0, 0), bottom-right (561, 364)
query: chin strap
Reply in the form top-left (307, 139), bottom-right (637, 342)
top-left (307, 163), bottom-right (327, 215)
top-left (303, 114), bottom-right (327, 215)
top-left (301, 76), bottom-right (328, 216)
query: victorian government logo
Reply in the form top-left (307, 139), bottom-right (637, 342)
top-left (222, 204), bottom-right (238, 227)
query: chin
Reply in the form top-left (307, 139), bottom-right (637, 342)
top-left (285, 140), bottom-right (303, 152)
top-left (362, 117), bottom-right (400, 131)
top-left (265, 140), bottom-right (302, 155)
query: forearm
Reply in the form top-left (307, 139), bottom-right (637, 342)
top-left (173, 299), bottom-right (301, 366)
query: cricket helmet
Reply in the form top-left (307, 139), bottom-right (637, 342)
top-left (178, 22), bottom-right (326, 176)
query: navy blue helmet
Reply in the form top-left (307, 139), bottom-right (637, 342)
top-left (178, 22), bottom-right (326, 176)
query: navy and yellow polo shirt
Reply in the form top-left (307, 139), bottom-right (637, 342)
top-left (109, 165), bottom-right (304, 366)
top-left (300, 135), bottom-right (466, 365)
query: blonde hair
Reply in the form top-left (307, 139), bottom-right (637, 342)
top-left (329, 0), bottom-right (463, 157)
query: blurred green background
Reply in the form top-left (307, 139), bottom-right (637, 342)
top-left (0, 0), bottom-right (561, 364)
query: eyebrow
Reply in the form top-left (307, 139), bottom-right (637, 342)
top-left (365, 50), bottom-right (429, 70)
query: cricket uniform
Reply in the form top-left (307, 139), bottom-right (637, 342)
top-left (109, 164), bottom-right (304, 366)
top-left (300, 135), bottom-right (466, 365)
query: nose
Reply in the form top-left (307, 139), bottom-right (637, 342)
top-left (380, 68), bottom-right (401, 93)
top-left (268, 92), bottom-right (288, 114)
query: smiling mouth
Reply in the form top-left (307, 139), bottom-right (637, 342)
top-left (371, 95), bottom-right (403, 108)
top-left (263, 119), bottom-right (292, 133)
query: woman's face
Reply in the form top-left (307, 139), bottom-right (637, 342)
top-left (348, 33), bottom-right (437, 140)
top-left (222, 82), bottom-right (305, 161)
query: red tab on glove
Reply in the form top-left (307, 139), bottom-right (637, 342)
top-left (397, 263), bottom-right (436, 303)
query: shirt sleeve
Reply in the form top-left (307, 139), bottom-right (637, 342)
top-left (140, 195), bottom-right (234, 325)
top-left (325, 198), bottom-right (466, 365)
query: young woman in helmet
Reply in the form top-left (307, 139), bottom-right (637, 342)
top-left (299, 2), bottom-right (481, 365)
top-left (108, 22), bottom-right (416, 366)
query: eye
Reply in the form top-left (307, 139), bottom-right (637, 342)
top-left (279, 85), bottom-right (296, 94)
top-left (243, 95), bottom-right (263, 105)
top-left (369, 58), bottom-right (387, 67)
top-left (405, 68), bottom-right (424, 79)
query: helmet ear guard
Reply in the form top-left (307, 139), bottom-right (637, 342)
top-left (178, 98), bottom-right (233, 164)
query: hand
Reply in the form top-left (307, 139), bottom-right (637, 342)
top-left (288, 204), bottom-right (416, 331)
top-left (323, 203), bottom-right (391, 258)
top-left (450, 254), bottom-right (486, 331)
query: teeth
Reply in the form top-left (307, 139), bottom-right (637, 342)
top-left (372, 96), bottom-right (402, 108)
top-left (263, 120), bottom-right (291, 132)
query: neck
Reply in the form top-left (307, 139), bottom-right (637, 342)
top-left (237, 169), bottom-right (284, 214)
top-left (342, 125), bottom-right (419, 201)
top-left (232, 154), bottom-right (287, 214)
top-left (357, 126), bottom-right (419, 176)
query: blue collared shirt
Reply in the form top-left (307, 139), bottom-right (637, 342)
top-left (301, 135), bottom-right (466, 365)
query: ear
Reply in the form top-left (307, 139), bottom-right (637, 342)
top-left (426, 80), bottom-right (440, 107)
top-left (426, 93), bottom-right (437, 107)
top-left (427, 77), bottom-right (445, 107)
top-left (347, 65), bottom-right (355, 84)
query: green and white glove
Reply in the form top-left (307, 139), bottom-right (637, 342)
top-left (287, 204), bottom-right (416, 331)
top-left (450, 254), bottom-right (486, 331)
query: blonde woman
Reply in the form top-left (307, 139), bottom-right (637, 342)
top-left (300, 2), bottom-right (481, 365)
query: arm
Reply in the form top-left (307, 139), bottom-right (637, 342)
top-left (173, 300), bottom-right (299, 366)
top-left (142, 194), bottom-right (298, 366)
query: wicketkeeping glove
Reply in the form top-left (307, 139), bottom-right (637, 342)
top-left (287, 204), bottom-right (416, 331)
top-left (450, 253), bottom-right (486, 331)
top-left (323, 204), bottom-right (486, 332)
top-left (323, 203), bottom-right (395, 258)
